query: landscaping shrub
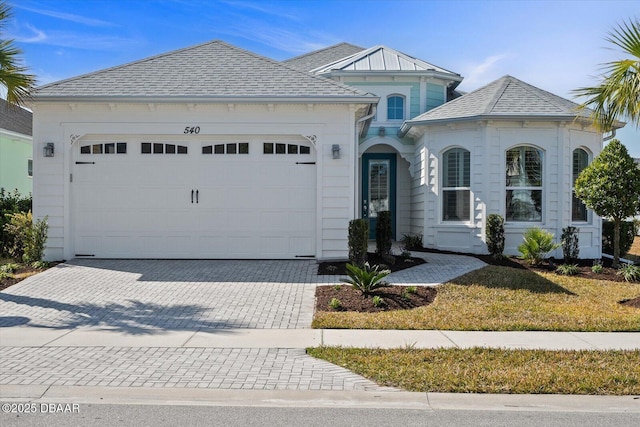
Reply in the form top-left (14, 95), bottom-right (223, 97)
top-left (372, 295), bottom-right (386, 308)
top-left (556, 264), bottom-right (580, 276)
top-left (343, 262), bottom-right (390, 296)
top-left (561, 226), bottom-right (580, 263)
top-left (591, 262), bottom-right (604, 274)
top-left (348, 219), bottom-right (369, 266)
top-left (3, 211), bottom-right (49, 263)
top-left (617, 264), bottom-right (640, 282)
top-left (602, 220), bottom-right (636, 258)
top-left (518, 227), bottom-right (560, 265)
top-left (0, 189), bottom-right (32, 257)
top-left (328, 298), bottom-right (342, 310)
top-left (485, 214), bottom-right (505, 259)
top-left (376, 211), bottom-right (392, 256)
top-left (400, 232), bottom-right (423, 251)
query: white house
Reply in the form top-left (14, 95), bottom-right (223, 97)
top-left (32, 40), bottom-right (616, 261)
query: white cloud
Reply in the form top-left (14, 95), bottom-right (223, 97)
top-left (458, 53), bottom-right (511, 91)
top-left (13, 4), bottom-right (115, 27)
top-left (12, 23), bottom-right (47, 43)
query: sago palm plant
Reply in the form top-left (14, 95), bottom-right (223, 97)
top-left (343, 262), bottom-right (391, 296)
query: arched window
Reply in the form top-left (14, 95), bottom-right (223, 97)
top-left (442, 148), bottom-right (471, 221)
top-left (572, 148), bottom-right (589, 222)
top-left (387, 95), bottom-right (405, 120)
top-left (506, 146), bottom-right (543, 221)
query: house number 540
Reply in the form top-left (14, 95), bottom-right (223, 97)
top-left (184, 126), bottom-right (200, 134)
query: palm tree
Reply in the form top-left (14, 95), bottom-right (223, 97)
top-left (0, 1), bottom-right (36, 107)
top-left (573, 18), bottom-right (640, 131)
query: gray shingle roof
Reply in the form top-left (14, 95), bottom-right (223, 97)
top-left (0, 98), bottom-right (32, 136)
top-left (311, 45), bottom-right (461, 78)
top-left (34, 40), bottom-right (376, 102)
top-left (283, 42), bottom-right (365, 72)
top-left (404, 75), bottom-right (596, 127)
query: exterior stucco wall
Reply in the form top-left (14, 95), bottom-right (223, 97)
top-left (32, 101), bottom-right (363, 261)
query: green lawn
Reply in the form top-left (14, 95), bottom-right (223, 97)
top-left (313, 265), bottom-right (640, 331)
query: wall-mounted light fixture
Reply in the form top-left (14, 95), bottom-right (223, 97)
top-left (378, 126), bottom-right (386, 137)
top-left (43, 142), bottom-right (55, 157)
top-left (331, 144), bottom-right (341, 159)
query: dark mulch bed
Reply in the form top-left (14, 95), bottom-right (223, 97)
top-left (620, 296), bottom-right (640, 309)
top-left (316, 247), bottom-right (640, 312)
top-left (317, 252), bottom-right (425, 275)
top-left (316, 284), bottom-right (437, 313)
top-left (0, 267), bottom-right (39, 291)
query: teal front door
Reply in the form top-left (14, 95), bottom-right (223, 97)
top-left (362, 153), bottom-right (396, 239)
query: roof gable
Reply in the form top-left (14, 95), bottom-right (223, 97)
top-left (0, 98), bottom-right (32, 136)
top-left (310, 45), bottom-right (460, 78)
top-left (405, 75), bottom-right (595, 125)
top-left (283, 42), bottom-right (365, 72)
top-left (34, 40), bottom-right (376, 102)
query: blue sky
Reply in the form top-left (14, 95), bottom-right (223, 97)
top-left (5, 0), bottom-right (640, 156)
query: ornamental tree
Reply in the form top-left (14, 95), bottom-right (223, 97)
top-left (574, 139), bottom-right (640, 267)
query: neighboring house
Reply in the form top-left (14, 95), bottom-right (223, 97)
top-left (31, 40), bottom-right (617, 261)
top-left (0, 98), bottom-right (33, 195)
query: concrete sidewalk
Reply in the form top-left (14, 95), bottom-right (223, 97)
top-left (1, 327), bottom-right (638, 350)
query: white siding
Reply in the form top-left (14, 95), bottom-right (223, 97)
top-left (32, 102), bottom-right (363, 261)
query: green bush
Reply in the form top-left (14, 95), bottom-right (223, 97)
top-left (328, 298), bottom-right (342, 310)
top-left (486, 214), bottom-right (505, 259)
top-left (0, 189), bottom-right (32, 257)
top-left (591, 263), bottom-right (604, 274)
top-left (400, 233), bottom-right (423, 251)
top-left (3, 211), bottom-right (49, 263)
top-left (617, 264), bottom-right (640, 282)
top-left (376, 211), bottom-right (392, 257)
top-left (348, 219), bottom-right (369, 267)
top-left (0, 263), bottom-right (20, 273)
top-left (343, 262), bottom-right (390, 296)
top-left (556, 264), bottom-right (580, 276)
top-left (561, 226), bottom-right (580, 263)
top-left (602, 220), bottom-right (636, 258)
top-left (372, 295), bottom-right (386, 308)
top-left (518, 227), bottom-right (560, 265)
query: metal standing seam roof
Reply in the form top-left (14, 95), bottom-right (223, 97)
top-left (34, 40), bottom-right (377, 102)
top-left (0, 98), bottom-right (32, 136)
top-left (310, 45), bottom-right (461, 78)
top-left (282, 42), bottom-right (366, 72)
top-left (402, 75), bottom-right (604, 131)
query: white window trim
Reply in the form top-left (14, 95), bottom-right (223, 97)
top-left (505, 145), bottom-right (544, 224)
top-left (571, 148), bottom-right (591, 224)
top-left (441, 147), bottom-right (472, 224)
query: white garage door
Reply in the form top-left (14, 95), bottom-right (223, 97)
top-left (72, 138), bottom-right (316, 259)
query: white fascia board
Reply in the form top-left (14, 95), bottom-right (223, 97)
top-left (32, 95), bottom-right (380, 104)
top-left (319, 70), bottom-right (463, 82)
top-left (398, 114), bottom-right (600, 137)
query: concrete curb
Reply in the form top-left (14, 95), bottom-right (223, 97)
top-left (1, 386), bottom-right (639, 412)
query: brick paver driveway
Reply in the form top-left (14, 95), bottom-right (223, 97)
top-left (0, 259), bottom-right (328, 331)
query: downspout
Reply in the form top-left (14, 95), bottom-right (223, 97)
top-left (603, 129), bottom-right (616, 142)
top-left (354, 105), bottom-right (377, 218)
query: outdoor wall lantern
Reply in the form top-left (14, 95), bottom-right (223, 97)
top-left (378, 126), bottom-right (386, 137)
top-left (332, 144), bottom-right (341, 159)
top-left (43, 142), bottom-right (55, 158)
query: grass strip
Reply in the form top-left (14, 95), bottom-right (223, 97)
top-left (312, 265), bottom-right (640, 331)
top-left (307, 347), bottom-right (640, 395)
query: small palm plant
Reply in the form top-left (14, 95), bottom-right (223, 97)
top-left (518, 227), bottom-right (561, 265)
top-left (343, 262), bottom-right (391, 296)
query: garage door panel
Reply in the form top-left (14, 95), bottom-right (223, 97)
top-left (73, 139), bottom-right (316, 259)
